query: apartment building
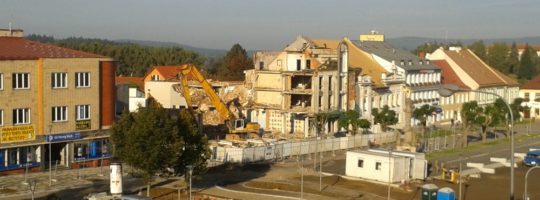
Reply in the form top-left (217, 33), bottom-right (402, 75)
top-left (338, 32), bottom-right (441, 128)
top-left (0, 29), bottom-right (116, 174)
top-left (143, 66), bottom-right (188, 109)
top-left (430, 47), bottom-right (519, 123)
top-left (246, 36), bottom-right (348, 138)
top-left (116, 76), bottom-right (145, 113)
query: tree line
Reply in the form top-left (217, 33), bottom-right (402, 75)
top-left (413, 40), bottom-right (540, 81)
top-left (27, 34), bottom-right (205, 77)
top-left (26, 34), bottom-right (253, 80)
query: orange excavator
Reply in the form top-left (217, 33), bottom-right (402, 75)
top-left (171, 64), bottom-right (260, 140)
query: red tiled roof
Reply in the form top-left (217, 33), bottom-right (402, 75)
top-left (116, 76), bottom-right (144, 90)
top-left (144, 66), bottom-right (197, 81)
top-left (431, 60), bottom-right (470, 90)
top-left (521, 75), bottom-right (540, 90)
top-left (0, 37), bottom-right (106, 60)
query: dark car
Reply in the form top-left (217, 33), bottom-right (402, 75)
top-left (523, 150), bottom-right (540, 166)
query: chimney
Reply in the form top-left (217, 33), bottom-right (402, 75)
top-left (418, 52), bottom-right (426, 60)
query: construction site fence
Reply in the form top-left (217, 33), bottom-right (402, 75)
top-left (210, 132), bottom-right (397, 163)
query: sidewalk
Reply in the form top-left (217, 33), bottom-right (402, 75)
top-left (0, 165), bottom-right (111, 199)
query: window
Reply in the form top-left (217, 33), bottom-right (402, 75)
top-left (536, 93), bottom-right (540, 101)
top-left (151, 75), bottom-right (159, 81)
top-left (12, 73), bottom-right (30, 89)
top-left (13, 108), bottom-right (30, 124)
top-left (277, 59), bottom-right (282, 67)
top-left (296, 59), bottom-right (301, 70)
top-left (375, 162), bottom-right (382, 170)
top-left (8, 149), bottom-right (17, 165)
top-left (306, 60), bottom-right (311, 69)
top-left (525, 92), bottom-right (530, 100)
top-left (0, 73), bottom-right (3, 90)
top-left (75, 72), bottom-right (90, 87)
top-left (52, 106), bottom-right (68, 122)
top-left (0, 109), bottom-right (3, 126)
top-left (51, 72), bottom-right (67, 88)
top-left (76, 105), bottom-right (90, 120)
top-left (357, 159), bottom-right (364, 168)
top-left (259, 62), bottom-right (264, 69)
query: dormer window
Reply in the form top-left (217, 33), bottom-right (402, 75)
top-left (419, 60), bottom-right (423, 65)
top-left (408, 60), bottom-right (413, 65)
top-left (400, 60), bottom-right (405, 66)
top-left (426, 59), bottom-right (430, 65)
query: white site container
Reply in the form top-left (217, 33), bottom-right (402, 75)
top-left (110, 163), bottom-right (123, 195)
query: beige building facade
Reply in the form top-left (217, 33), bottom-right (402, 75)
top-left (0, 29), bottom-right (116, 173)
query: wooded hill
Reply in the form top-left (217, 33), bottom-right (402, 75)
top-left (26, 34), bottom-right (206, 77)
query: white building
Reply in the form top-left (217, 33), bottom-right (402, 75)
top-left (345, 149), bottom-right (427, 183)
top-left (116, 77), bottom-right (146, 113)
top-left (429, 48), bottom-right (519, 123)
top-left (520, 75), bottom-right (540, 119)
top-left (338, 32), bottom-right (441, 128)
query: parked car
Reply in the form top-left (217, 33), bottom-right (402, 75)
top-left (523, 150), bottom-right (540, 166)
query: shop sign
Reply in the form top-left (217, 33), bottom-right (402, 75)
top-left (76, 120), bottom-right (91, 130)
top-left (0, 125), bottom-right (35, 144)
top-left (46, 132), bottom-right (81, 142)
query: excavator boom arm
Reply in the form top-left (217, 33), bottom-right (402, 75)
top-left (177, 64), bottom-right (234, 122)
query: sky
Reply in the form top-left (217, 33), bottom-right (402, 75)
top-left (1, 0), bottom-right (538, 50)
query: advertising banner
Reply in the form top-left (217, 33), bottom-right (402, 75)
top-left (0, 125), bottom-right (36, 143)
top-left (76, 120), bottom-right (91, 130)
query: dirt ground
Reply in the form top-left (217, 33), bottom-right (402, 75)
top-left (194, 160), bottom-right (540, 200)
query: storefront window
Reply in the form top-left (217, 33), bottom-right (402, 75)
top-left (8, 149), bottom-right (17, 166)
top-left (0, 150), bottom-right (4, 167)
top-left (74, 143), bottom-right (88, 161)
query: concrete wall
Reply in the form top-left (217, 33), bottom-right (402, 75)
top-left (255, 73), bottom-right (282, 90)
top-left (145, 81), bottom-right (186, 108)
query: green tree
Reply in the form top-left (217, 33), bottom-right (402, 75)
top-left (519, 44), bottom-right (538, 80)
top-left (476, 99), bottom-right (506, 143)
top-left (358, 119), bottom-right (372, 134)
top-left (412, 104), bottom-right (436, 141)
top-left (338, 110), bottom-right (370, 135)
top-left (412, 41), bottom-right (443, 55)
top-left (220, 44), bottom-right (252, 81)
top-left (461, 101), bottom-right (482, 147)
top-left (26, 34), bottom-right (206, 77)
top-left (506, 42), bottom-right (520, 74)
top-left (487, 43), bottom-right (509, 72)
top-left (110, 97), bottom-right (210, 197)
top-left (371, 105), bottom-right (398, 132)
top-left (468, 40), bottom-right (487, 61)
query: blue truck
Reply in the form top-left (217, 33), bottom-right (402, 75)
top-left (523, 150), bottom-right (540, 166)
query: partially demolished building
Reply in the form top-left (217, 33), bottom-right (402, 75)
top-left (245, 36), bottom-right (349, 138)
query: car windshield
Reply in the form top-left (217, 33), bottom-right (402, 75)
top-left (526, 153), bottom-right (540, 158)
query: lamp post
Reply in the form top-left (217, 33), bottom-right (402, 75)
top-left (523, 166), bottom-right (540, 200)
top-left (387, 149), bottom-right (392, 200)
top-left (48, 124), bottom-right (53, 187)
top-left (186, 165), bottom-right (193, 200)
top-left (438, 84), bottom-right (515, 200)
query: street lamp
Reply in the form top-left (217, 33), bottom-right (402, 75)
top-left (523, 166), bottom-right (540, 200)
top-left (438, 84), bottom-right (515, 200)
top-left (387, 148), bottom-right (392, 200)
top-left (186, 165), bottom-right (193, 200)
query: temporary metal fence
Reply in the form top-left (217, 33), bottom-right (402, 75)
top-left (211, 132), bottom-right (396, 163)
